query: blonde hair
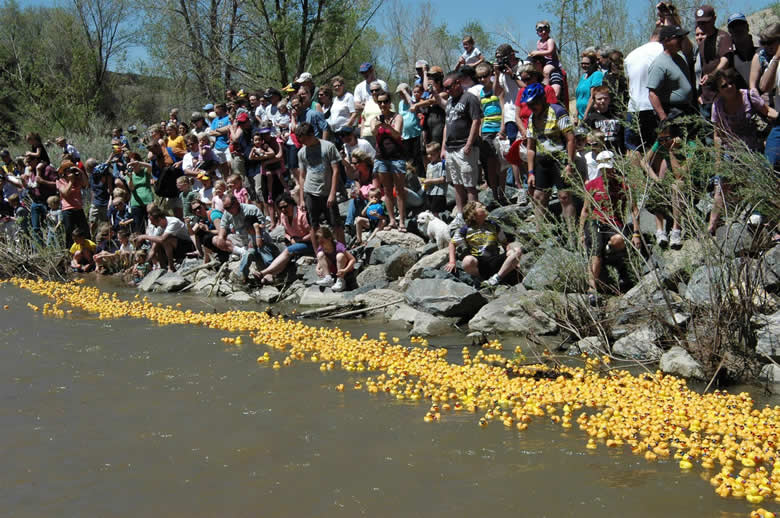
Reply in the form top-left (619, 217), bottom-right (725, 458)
top-left (47, 195), bottom-right (61, 209)
top-left (112, 187), bottom-right (128, 202)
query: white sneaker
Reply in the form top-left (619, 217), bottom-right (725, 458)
top-left (669, 229), bottom-right (682, 250)
top-left (316, 275), bottom-right (334, 287)
top-left (484, 273), bottom-right (500, 287)
top-left (452, 213), bottom-right (465, 227)
top-left (655, 230), bottom-right (669, 248)
top-left (749, 213), bottom-right (763, 226)
top-left (331, 278), bottom-right (345, 292)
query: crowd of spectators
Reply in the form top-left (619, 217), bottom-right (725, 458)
top-left (0, 3), bottom-right (778, 302)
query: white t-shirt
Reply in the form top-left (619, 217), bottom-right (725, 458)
top-left (461, 47), bottom-right (483, 66)
top-left (354, 79), bottom-right (389, 105)
top-left (467, 83), bottom-right (483, 98)
top-left (499, 64), bottom-right (523, 124)
top-left (154, 217), bottom-right (189, 241)
top-left (624, 41), bottom-right (664, 112)
top-left (200, 186), bottom-right (213, 205)
top-left (255, 105), bottom-right (266, 123)
top-left (182, 151), bottom-right (203, 189)
top-left (328, 93), bottom-right (356, 132)
top-left (345, 138), bottom-right (376, 161)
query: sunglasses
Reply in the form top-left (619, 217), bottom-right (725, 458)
top-left (536, 26), bottom-right (549, 31)
top-left (520, 75), bottom-right (532, 81)
top-left (476, 74), bottom-right (490, 80)
top-left (377, 99), bottom-right (391, 104)
top-left (278, 204), bottom-right (289, 209)
top-left (370, 89), bottom-right (381, 94)
top-left (581, 61), bottom-right (592, 66)
top-left (443, 82), bottom-right (457, 91)
top-left (760, 39), bottom-right (777, 46)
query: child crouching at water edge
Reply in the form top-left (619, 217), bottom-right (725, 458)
top-left (315, 226), bottom-right (355, 293)
top-left (128, 248), bottom-right (150, 285)
top-left (70, 227), bottom-right (96, 272)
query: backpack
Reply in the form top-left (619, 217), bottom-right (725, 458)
top-left (153, 165), bottom-right (182, 198)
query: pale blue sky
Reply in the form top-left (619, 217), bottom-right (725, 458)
top-left (17, 0), bottom-right (778, 67)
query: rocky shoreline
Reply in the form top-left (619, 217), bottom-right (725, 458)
top-left (135, 198), bottom-right (780, 385)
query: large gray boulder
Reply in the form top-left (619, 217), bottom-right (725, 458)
top-left (468, 289), bottom-right (570, 335)
top-left (405, 278), bottom-right (486, 317)
top-left (389, 304), bottom-right (457, 337)
top-left (253, 286), bottom-right (281, 303)
top-left (612, 326), bottom-right (662, 361)
top-left (761, 245), bottom-right (780, 289)
top-left (369, 245), bottom-right (403, 265)
top-left (759, 364), bottom-right (780, 383)
top-left (138, 269), bottom-right (166, 292)
top-left (569, 336), bottom-right (609, 356)
top-left (756, 311), bottom-right (780, 357)
top-left (153, 272), bottom-right (189, 293)
top-left (399, 248), bottom-right (450, 287)
top-left (356, 265), bottom-right (389, 287)
top-left (373, 229), bottom-right (425, 249)
top-left (299, 286), bottom-right (350, 306)
top-left (522, 248), bottom-right (585, 291)
top-left (684, 265), bottom-right (724, 305)
top-left (488, 204), bottom-right (534, 239)
top-left (385, 249), bottom-right (419, 280)
top-left (659, 346), bottom-right (705, 379)
top-left (226, 291), bottom-right (254, 303)
top-left (716, 222), bottom-right (754, 258)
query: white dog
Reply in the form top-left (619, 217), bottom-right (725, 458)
top-left (416, 210), bottom-right (451, 250)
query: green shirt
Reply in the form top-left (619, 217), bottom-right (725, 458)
top-left (127, 168), bottom-right (154, 207)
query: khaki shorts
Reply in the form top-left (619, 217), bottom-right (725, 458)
top-left (445, 147), bottom-right (480, 188)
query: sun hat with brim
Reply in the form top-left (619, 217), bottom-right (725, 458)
top-left (395, 82), bottom-right (410, 94)
top-left (520, 83), bottom-right (546, 104)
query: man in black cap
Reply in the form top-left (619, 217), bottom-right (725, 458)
top-left (261, 88), bottom-right (283, 129)
top-left (694, 5), bottom-right (732, 118)
top-left (190, 111), bottom-right (209, 136)
top-left (647, 25), bottom-right (696, 122)
top-left (726, 13), bottom-right (755, 89)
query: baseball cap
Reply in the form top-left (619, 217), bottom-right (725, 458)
top-left (191, 111), bottom-right (204, 121)
top-left (695, 5), bottom-right (715, 22)
top-left (0, 149), bottom-right (10, 157)
top-left (295, 72), bottom-right (313, 83)
top-left (727, 12), bottom-right (747, 26)
top-left (415, 59), bottom-right (429, 69)
top-left (359, 62), bottom-right (373, 73)
top-left (264, 87), bottom-right (281, 99)
top-left (659, 25), bottom-right (689, 41)
top-left (202, 103), bottom-right (214, 111)
top-left (495, 43), bottom-right (516, 58)
top-left (235, 112), bottom-right (250, 123)
top-left (197, 172), bottom-right (210, 181)
top-left (596, 150), bottom-right (615, 170)
top-left (336, 126), bottom-right (355, 136)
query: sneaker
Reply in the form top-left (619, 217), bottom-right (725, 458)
top-left (749, 212), bottom-right (763, 226)
top-left (669, 229), bottom-right (682, 250)
top-left (451, 213), bottom-right (465, 227)
top-left (655, 229), bottom-right (669, 248)
top-left (331, 278), bottom-right (345, 292)
top-left (316, 275), bottom-right (334, 287)
top-left (484, 273), bottom-right (501, 287)
top-left (588, 293), bottom-right (599, 307)
top-left (516, 188), bottom-right (528, 205)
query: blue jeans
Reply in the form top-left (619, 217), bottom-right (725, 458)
top-left (239, 244), bottom-right (277, 279)
top-left (345, 198), bottom-right (366, 227)
top-left (766, 125), bottom-right (780, 170)
top-left (30, 202), bottom-right (48, 245)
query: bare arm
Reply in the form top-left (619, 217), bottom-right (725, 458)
top-left (648, 90), bottom-right (667, 121)
top-left (464, 118), bottom-right (481, 154)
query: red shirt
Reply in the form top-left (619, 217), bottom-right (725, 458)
top-left (514, 85), bottom-right (559, 129)
top-left (584, 175), bottom-right (627, 227)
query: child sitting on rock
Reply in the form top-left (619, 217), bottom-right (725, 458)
top-left (70, 227), bottom-right (96, 272)
top-left (354, 187), bottom-right (387, 245)
top-left (315, 226), bottom-right (355, 293)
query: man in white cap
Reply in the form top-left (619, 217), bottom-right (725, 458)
top-left (726, 12), bottom-right (755, 88)
top-left (295, 71), bottom-right (316, 98)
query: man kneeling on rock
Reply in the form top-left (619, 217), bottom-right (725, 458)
top-left (135, 205), bottom-right (194, 272)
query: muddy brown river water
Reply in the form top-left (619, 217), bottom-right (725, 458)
top-left (0, 281), bottom-right (776, 517)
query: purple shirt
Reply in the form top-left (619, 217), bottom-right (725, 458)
top-left (711, 89), bottom-right (766, 151)
top-left (316, 241), bottom-right (347, 273)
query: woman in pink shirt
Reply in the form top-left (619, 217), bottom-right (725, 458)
top-left (256, 193), bottom-right (313, 284)
top-left (55, 160), bottom-right (89, 248)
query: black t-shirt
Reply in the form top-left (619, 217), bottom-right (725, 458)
top-left (424, 104), bottom-right (446, 144)
top-left (584, 110), bottom-right (625, 152)
top-left (444, 92), bottom-right (482, 151)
